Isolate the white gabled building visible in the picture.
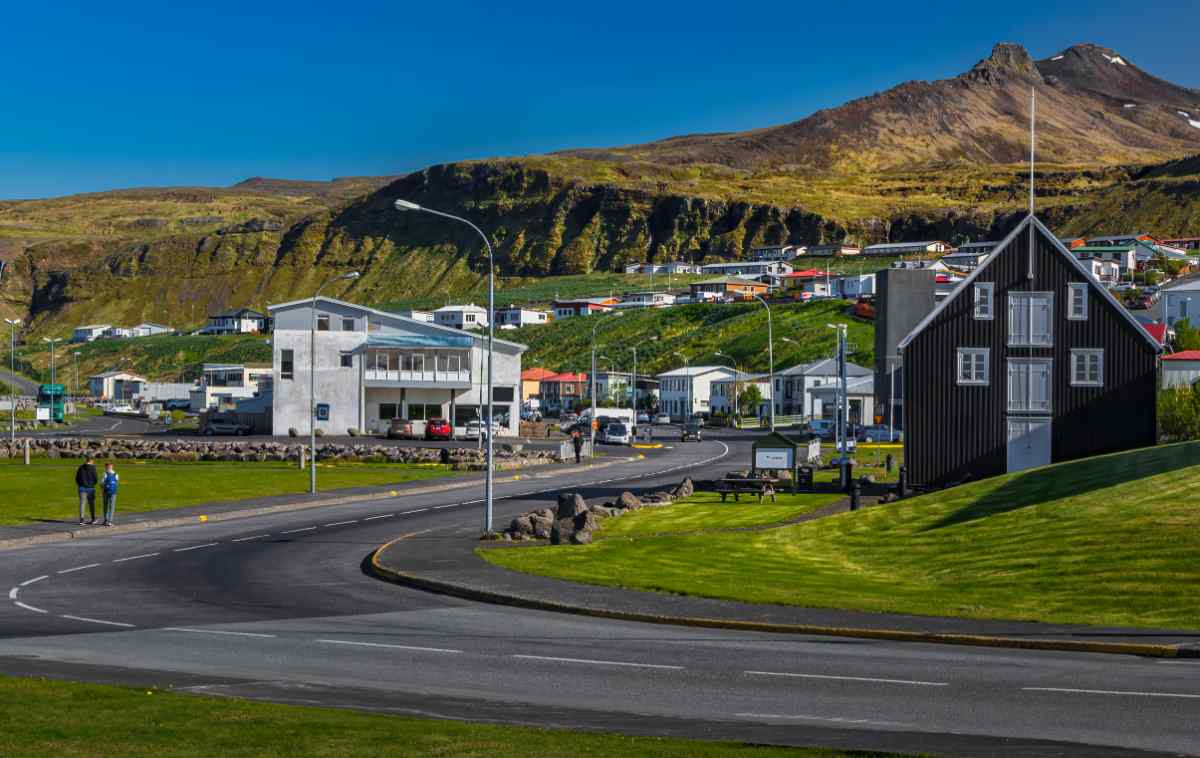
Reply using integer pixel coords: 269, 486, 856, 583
749, 245, 806, 262
496, 306, 549, 327
433, 303, 489, 330
656, 365, 736, 420
72, 324, 111, 343
268, 297, 525, 438
709, 372, 773, 418
699, 261, 793, 277
617, 291, 677, 309
863, 240, 950, 257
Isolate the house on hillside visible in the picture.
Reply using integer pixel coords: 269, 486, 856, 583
1072, 245, 1138, 275
749, 245, 806, 262
617, 291, 677, 309
699, 261, 793, 277
433, 303, 488, 330
552, 298, 618, 319
202, 308, 268, 335
131, 322, 173, 338
1160, 237, 1200, 251
689, 277, 769, 301
72, 324, 112, 343
395, 309, 434, 323
862, 240, 950, 257
898, 215, 1161, 486
496, 306, 549, 328
805, 243, 861, 257
1086, 232, 1158, 247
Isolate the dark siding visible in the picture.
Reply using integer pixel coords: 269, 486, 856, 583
903, 220, 1158, 486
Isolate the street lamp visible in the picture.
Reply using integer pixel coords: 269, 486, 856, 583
310, 271, 361, 495
395, 198, 499, 533
751, 294, 776, 431
4, 319, 19, 443
590, 311, 623, 457
41, 337, 60, 386
827, 323, 849, 488
672, 351, 690, 421
72, 351, 81, 403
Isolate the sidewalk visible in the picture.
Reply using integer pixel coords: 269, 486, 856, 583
372, 523, 1200, 658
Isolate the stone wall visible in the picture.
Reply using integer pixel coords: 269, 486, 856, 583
500, 477, 695, 544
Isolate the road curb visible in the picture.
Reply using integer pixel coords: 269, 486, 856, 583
0, 457, 638, 552
368, 534, 1199, 660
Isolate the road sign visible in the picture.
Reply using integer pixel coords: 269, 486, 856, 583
754, 448, 794, 470
316, 403, 330, 421
36, 407, 50, 421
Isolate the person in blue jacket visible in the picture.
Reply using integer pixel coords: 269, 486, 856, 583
100, 463, 119, 527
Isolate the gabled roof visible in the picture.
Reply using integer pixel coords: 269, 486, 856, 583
89, 370, 146, 380
897, 214, 1162, 353
211, 308, 265, 318
1163, 350, 1200, 361
543, 372, 588, 383
778, 357, 872, 377
656, 365, 736, 378
691, 277, 768, 286
521, 367, 556, 381
1143, 323, 1168, 345
863, 240, 946, 249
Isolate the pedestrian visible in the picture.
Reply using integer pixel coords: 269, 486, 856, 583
74, 456, 98, 525
571, 428, 583, 464
101, 462, 120, 527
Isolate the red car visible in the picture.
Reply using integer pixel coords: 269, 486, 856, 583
424, 418, 452, 440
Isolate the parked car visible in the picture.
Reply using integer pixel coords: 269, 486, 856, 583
163, 398, 191, 411
636, 411, 651, 424
386, 418, 415, 440
808, 419, 834, 439
681, 418, 703, 442
520, 408, 543, 422
858, 424, 901, 443
654, 413, 672, 425
465, 418, 502, 440
601, 422, 631, 445
202, 418, 251, 436
424, 417, 452, 440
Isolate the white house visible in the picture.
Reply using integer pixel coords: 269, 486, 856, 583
190, 363, 273, 412
395, 309, 434, 323
807, 374, 877, 426
433, 303, 489, 330
710, 372, 772, 417
664, 262, 701, 275
202, 308, 268, 335
617, 291, 677, 309
656, 365, 736, 420
863, 240, 950, 257
131, 322, 173, 337
496, 306, 549, 327
103, 327, 135, 339
1157, 276, 1200, 326
72, 324, 111, 343
1162, 351, 1200, 388
267, 297, 525, 437
88, 371, 146, 402
699, 261, 793, 277
777, 358, 873, 418
832, 274, 876, 299
749, 245, 806, 262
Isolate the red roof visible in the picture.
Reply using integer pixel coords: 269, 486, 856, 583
543, 372, 588, 382
1142, 323, 1167, 345
521, 368, 556, 381
1163, 350, 1200, 361
786, 269, 831, 278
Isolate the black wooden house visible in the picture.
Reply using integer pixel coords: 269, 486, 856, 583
898, 215, 1160, 486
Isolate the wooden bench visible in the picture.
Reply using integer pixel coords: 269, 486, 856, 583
716, 479, 777, 504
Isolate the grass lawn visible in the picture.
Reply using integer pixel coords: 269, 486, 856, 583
484, 442, 1200, 629
597, 492, 844, 539
0, 676, 889, 758
0, 459, 455, 525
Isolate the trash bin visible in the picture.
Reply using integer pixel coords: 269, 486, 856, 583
796, 465, 814, 491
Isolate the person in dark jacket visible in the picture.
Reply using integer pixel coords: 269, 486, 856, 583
571, 428, 583, 464
101, 463, 120, 527
75, 457, 98, 525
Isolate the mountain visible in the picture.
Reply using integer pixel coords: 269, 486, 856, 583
562, 43, 1200, 171
1, 42, 1198, 338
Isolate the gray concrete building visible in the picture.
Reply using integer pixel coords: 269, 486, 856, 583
267, 297, 525, 438
873, 268, 938, 430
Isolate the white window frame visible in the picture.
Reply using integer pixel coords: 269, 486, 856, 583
973, 282, 994, 320
1070, 349, 1104, 387
956, 348, 990, 386
1007, 358, 1053, 413
1067, 283, 1088, 321
1008, 291, 1054, 347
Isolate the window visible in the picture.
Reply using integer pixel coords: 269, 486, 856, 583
956, 348, 989, 385
1068, 283, 1088, 321
455, 405, 480, 426
1008, 292, 1053, 346
375, 353, 389, 371
316, 314, 330, 331
1071, 349, 1103, 387
280, 350, 294, 380
493, 386, 515, 403
1007, 359, 1052, 413
379, 403, 398, 421
339, 352, 353, 369
973, 283, 994, 320
408, 403, 442, 421
465, 313, 476, 323
342, 317, 355, 331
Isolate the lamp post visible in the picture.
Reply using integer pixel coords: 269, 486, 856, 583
42, 337, 60, 386
827, 323, 849, 488
672, 351, 690, 421
5, 319, 19, 443
589, 311, 623, 457
751, 294, 776, 431
72, 351, 80, 403
309, 271, 361, 495
394, 198, 499, 533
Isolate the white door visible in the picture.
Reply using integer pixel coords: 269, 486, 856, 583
1007, 419, 1051, 473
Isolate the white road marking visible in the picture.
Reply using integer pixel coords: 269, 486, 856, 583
324, 520, 358, 527
734, 712, 908, 727
404, 508, 430, 514
113, 553, 159, 563
61, 615, 135, 628
745, 670, 948, 687
232, 534, 271, 542
281, 527, 317, 534
1022, 686, 1200, 699
163, 627, 277, 639
317, 639, 461, 654
20, 575, 49, 586
6, 588, 16, 600
364, 514, 394, 521
512, 654, 684, 670
58, 563, 102, 574
15, 601, 47, 614
174, 542, 219, 552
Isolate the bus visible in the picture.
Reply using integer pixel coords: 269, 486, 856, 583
37, 383, 65, 423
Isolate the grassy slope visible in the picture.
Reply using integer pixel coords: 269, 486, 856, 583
510, 299, 875, 374
484, 442, 1200, 629
596, 492, 844, 538
0, 676, 880, 758
0, 460, 452, 525
17, 333, 272, 383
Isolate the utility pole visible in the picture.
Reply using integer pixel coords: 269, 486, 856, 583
5, 318, 20, 443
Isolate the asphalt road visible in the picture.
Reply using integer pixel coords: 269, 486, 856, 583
0, 368, 37, 396
1, 432, 1197, 757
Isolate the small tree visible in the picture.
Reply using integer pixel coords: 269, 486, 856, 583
1159, 384, 1200, 442
1175, 319, 1200, 352
738, 384, 763, 417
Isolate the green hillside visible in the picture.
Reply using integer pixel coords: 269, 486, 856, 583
18, 334, 271, 384
509, 299, 874, 375
486, 442, 1200, 629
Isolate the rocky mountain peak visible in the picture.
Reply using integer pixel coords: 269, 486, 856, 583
964, 42, 1040, 85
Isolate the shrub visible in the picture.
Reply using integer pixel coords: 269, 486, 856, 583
288, 427, 298, 437
347, 428, 359, 437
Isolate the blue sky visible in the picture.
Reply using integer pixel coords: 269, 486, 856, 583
2, 0, 1198, 199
